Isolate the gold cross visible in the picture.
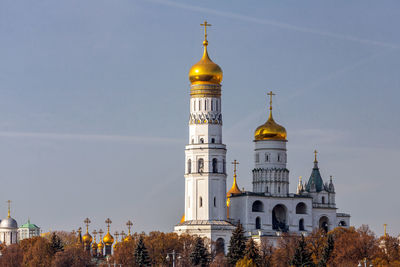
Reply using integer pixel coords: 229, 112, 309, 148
200, 20, 212, 41
105, 218, 112, 231
126, 220, 133, 235
231, 160, 239, 175
84, 218, 91, 232
314, 150, 318, 162
7, 200, 11, 218
384, 224, 387, 237
267, 91, 275, 111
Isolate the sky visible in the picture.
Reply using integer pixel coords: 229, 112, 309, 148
0, 0, 399, 237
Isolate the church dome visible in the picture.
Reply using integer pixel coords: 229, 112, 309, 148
97, 241, 104, 249
0, 217, 17, 229
254, 113, 287, 141
82, 233, 92, 244
189, 41, 222, 85
103, 232, 114, 246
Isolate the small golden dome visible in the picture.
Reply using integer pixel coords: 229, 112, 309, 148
189, 41, 223, 85
254, 92, 286, 141
103, 232, 114, 246
124, 235, 133, 242
254, 113, 287, 141
82, 233, 92, 244
91, 241, 97, 249
180, 214, 185, 224
97, 241, 104, 249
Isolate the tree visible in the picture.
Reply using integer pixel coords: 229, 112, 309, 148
190, 237, 210, 267
50, 232, 64, 254
52, 244, 93, 267
21, 237, 53, 267
259, 237, 274, 267
135, 236, 151, 267
272, 233, 299, 267
227, 222, 246, 265
112, 238, 137, 267
291, 235, 315, 267
0, 244, 23, 267
244, 238, 260, 266
318, 234, 334, 267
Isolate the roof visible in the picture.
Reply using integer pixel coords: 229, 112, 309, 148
305, 161, 325, 192
19, 220, 39, 229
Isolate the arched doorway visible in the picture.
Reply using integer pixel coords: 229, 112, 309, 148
255, 217, 261, 230
319, 216, 329, 232
272, 204, 288, 232
215, 238, 225, 255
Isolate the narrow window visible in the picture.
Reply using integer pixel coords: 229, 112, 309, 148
199, 197, 203, 207
211, 99, 213, 111
322, 196, 325, 204
216, 100, 218, 111
278, 154, 280, 162
256, 217, 261, 229
266, 186, 269, 193
199, 100, 202, 111
265, 153, 269, 162
278, 186, 281, 193
299, 219, 305, 231
211, 138, 215, 143
187, 159, 191, 174
214, 197, 216, 207
198, 158, 204, 173
204, 100, 207, 110
200, 138, 204, 144
191, 139, 194, 144
212, 158, 218, 173
255, 153, 259, 163
223, 159, 226, 174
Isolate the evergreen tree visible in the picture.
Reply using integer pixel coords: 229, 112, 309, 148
244, 238, 260, 266
227, 222, 246, 265
190, 237, 210, 267
135, 236, 151, 267
318, 234, 334, 267
291, 235, 315, 267
50, 232, 64, 254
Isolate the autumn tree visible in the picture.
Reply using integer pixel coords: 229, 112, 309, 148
112, 238, 137, 267
190, 237, 210, 267
227, 222, 246, 265
236, 256, 257, 267
135, 236, 151, 267
50, 232, 64, 254
318, 234, 334, 267
259, 237, 274, 267
0, 244, 23, 267
272, 233, 299, 267
372, 235, 400, 266
51, 244, 93, 267
21, 236, 53, 267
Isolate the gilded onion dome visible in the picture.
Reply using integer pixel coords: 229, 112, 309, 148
97, 241, 104, 250
254, 91, 287, 141
91, 240, 97, 250
227, 160, 241, 208
103, 232, 114, 246
82, 232, 92, 244
189, 21, 222, 85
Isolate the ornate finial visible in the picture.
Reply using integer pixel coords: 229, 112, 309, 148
7, 200, 11, 218
384, 224, 387, 237
299, 176, 302, 182
267, 91, 275, 111
314, 150, 318, 162
105, 218, 112, 232
330, 175, 333, 182
84, 218, 91, 233
77, 227, 82, 235
126, 220, 133, 235
114, 231, 119, 242
231, 160, 239, 177
92, 230, 97, 242
120, 230, 126, 239
200, 20, 212, 46
98, 229, 104, 239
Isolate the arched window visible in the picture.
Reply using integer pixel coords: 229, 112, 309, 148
200, 138, 204, 144
256, 217, 261, 230
272, 204, 288, 231
252, 201, 264, 212
266, 186, 269, 193
199, 197, 203, 207
198, 158, 204, 173
211, 138, 215, 143
322, 196, 325, 204
187, 159, 192, 174
214, 197, 216, 207
299, 219, 305, 231
278, 186, 281, 193
296, 202, 307, 214
212, 158, 218, 173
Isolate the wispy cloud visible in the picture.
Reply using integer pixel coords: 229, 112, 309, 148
0, 131, 183, 145
148, 0, 400, 49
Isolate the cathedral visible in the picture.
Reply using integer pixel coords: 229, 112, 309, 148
174, 21, 350, 252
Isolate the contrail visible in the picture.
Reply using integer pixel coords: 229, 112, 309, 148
148, 0, 399, 49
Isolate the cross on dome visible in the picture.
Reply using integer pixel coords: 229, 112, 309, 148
314, 150, 318, 162
200, 20, 212, 43
7, 200, 11, 218
267, 91, 275, 111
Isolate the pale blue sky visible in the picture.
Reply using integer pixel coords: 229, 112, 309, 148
0, 0, 399, 236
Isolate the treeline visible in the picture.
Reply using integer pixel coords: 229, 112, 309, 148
0, 224, 399, 267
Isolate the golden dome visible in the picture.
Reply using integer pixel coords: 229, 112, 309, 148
180, 214, 185, 224
103, 232, 114, 246
189, 42, 223, 85
82, 233, 92, 244
124, 235, 133, 242
227, 160, 241, 209
97, 241, 104, 249
91, 241, 97, 249
254, 91, 286, 141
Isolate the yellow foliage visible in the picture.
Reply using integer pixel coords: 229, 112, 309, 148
236, 256, 257, 267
